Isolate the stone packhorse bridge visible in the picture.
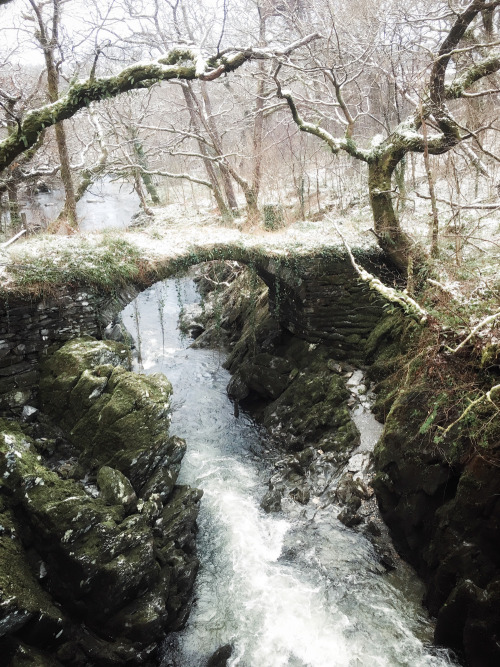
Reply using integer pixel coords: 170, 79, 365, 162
0, 224, 390, 412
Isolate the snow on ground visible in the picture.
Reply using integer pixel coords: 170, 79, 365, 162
0, 203, 381, 292
125, 202, 380, 262
1, 193, 499, 321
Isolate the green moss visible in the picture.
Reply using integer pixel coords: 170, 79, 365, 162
0, 509, 64, 633
40, 339, 131, 427
7, 237, 143, 294
40, 339, 175, 488
481, 343, 500, 369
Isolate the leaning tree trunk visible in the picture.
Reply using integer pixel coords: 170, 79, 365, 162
30, 0, 78, 229
368, 160, 419, 275
6, 181, 21, 230
199, 82, 239, 212
131, 133, 160, 204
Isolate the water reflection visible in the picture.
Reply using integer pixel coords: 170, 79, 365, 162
1, 176, 139, 232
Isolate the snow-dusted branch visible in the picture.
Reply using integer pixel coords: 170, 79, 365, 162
273, 66, 370, 162
332, 220, 429, 324
0, 34, 321, 175
438, 384, 500, 438
415, 191, 500, 210
446, 311, 500, 354
111, 164, 213, 189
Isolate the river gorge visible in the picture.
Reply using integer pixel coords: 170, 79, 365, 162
0, 246, 498, 667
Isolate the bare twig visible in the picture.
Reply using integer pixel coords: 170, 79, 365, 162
446, 311, 500, 354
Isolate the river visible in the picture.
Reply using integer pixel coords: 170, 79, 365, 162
1, 177, 139, 233
121, 278, 458, 667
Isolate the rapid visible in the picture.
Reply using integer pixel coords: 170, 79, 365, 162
121, 278, 457, 667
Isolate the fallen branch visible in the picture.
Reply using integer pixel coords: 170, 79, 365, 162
438, 384, 500, 438
1, 229, 26, 248
332, 220, 428, 324
427, 278, 464, 303
415, 191, 500, 210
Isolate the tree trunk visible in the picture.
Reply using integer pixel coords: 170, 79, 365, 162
131, 132, 160, 204
181, 85, 232, 218
422, 118, 440, 258
6, 181, 21, 230
251, 10, 267, 208
368, 160, 418, 274
54, 121, 78, 227
133, 171, 153, 216
31, 0, 78, 229
199, 82, 239, 212
244, 187, 260, 221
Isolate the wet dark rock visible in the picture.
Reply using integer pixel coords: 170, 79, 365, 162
365, 519, 382, 537
337, 507, 363, 527
261, 488, 283, 513
290, 484, 310, 505
336, 472, 370, 505
228, 353, 293, 402
226, 373, 249, 402
97, 465, 137, 513
262, 369, 359, 452
206, 644, 233, 667
21, 405, 38, 423
179, 303, 205, 340
373, 380, 500, 664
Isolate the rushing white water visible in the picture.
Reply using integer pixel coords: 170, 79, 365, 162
121, 279, 458, 667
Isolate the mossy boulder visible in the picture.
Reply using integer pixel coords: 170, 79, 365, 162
97, 466, 137, 513
373, 384, 500, 666
39, 338, 131, 427
40, 339, 176, 491
1, 339, 203, 663
227, 353, 294, 401
0, 417, 202, 662
263, 370, 359, 452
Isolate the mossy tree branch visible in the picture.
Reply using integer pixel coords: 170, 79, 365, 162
275, 3, 500, 273
0, 35, 320, 176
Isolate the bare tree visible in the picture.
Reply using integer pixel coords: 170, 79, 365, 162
274, 0, 500, 272
0, 2, 320, 208
27, 0, 79, 228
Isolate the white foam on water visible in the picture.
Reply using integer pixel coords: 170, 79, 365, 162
122, 279, 458, 667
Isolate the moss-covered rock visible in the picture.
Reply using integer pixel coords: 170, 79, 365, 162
1, 339, 203, 664
227, 353, 294, 401
97, 466, 137, 513
263, 370, 359, 452
40, 339, 175, 491
372, 364, 500, 665
39, 339, 131, 427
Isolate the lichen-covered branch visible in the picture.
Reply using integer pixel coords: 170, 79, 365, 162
0, 34, 320, 175
446, 51, 500, 99
273, 67, 370, 163
438, 384, 500, 438
112, 164, 213, 189
446, 311, 500, 354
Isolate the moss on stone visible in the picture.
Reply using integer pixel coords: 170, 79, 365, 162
0, 508, 64, 639
39, 339, 131, 427
97, 466, 137, 513
40, 339, 174, 488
